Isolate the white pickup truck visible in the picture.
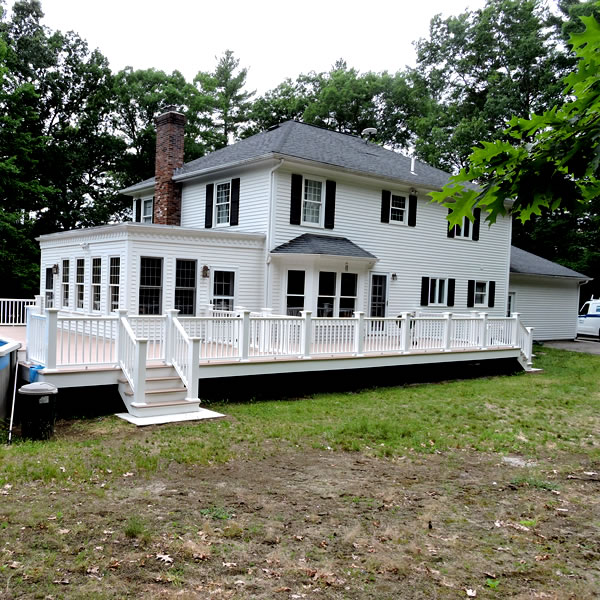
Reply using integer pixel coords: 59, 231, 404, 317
577, 298, 600, 339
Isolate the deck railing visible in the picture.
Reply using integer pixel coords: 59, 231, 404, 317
117, 313, 147, 405
23, 308, 534, 378
1, 298, 37, 325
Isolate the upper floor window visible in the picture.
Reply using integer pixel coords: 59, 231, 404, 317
215, 182, 231, 226
205, 179, 240, 228
390, 194, 406, 224
448, 208, 481, 241
302, 178, 324, 226
141, 198, 153, 223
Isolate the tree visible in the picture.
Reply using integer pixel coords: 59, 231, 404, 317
412, 0, 568, 172
194, 50, 254, 148
429, 10, 600, 227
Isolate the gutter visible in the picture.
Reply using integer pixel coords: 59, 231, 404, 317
172, 154, 276, 182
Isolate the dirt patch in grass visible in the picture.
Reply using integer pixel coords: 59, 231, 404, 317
1, 441, 598, 599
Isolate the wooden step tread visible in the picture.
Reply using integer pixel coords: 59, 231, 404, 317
123, 387, 186, 397
131, 399, 200, 408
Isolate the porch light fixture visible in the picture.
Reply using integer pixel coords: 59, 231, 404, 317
51, 264, 59, 275
344, 262, 349, 272
391, 273, 397, 281
202, 265, 210, 278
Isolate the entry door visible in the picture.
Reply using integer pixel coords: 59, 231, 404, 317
370, 273, 388, 319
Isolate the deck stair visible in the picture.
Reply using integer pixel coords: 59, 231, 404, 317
118, 364, 201, 418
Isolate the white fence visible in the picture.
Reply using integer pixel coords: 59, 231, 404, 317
21, 308, 534, 380
0, 298, 37, 325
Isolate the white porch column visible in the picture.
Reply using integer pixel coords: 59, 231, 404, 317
45, 308, 59, 369
239, 309, 251, 361
353, 311, 365, 356
114, 309, 128, 366
443, 312, 452, 351
526, 326, 534, 366
187, 337, 201, 400
300, 310, 312, 359
34, 295, 42, 310
479, 312, 488, 349
165, 309, 179, 365
511, 312, 521, 347
401, 312, 411, 353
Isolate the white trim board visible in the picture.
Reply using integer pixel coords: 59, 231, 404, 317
116, 408, 225, 427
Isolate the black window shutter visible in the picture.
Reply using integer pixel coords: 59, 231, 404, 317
135, 199, 141, 222
420, 277, 430, 306
230, 178, 240, 226
488, 281, 496, 308
381, 190, 390, 223
467, 279, 475, 308
447, 278, 455, 307
447, 208, 455, 238
290, 174, 302, 225
472, 208, 481, 241
324, 180, 336, 229
205, 184, 214, 229
408, 194, 417, 227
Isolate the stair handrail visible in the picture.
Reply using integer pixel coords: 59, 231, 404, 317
118, 315, 147, 405
170, 314, 200, 401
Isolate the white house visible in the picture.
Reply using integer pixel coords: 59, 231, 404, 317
39, 111, 512, 321
24, 110, 543, 423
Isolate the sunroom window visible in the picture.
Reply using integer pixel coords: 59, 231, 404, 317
286, 270, 305, 316
139, 257, 162, 315
212, 270, 235, 311
175, 259, 196, 315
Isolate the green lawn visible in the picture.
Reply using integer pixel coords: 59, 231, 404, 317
1, 347, 598, 485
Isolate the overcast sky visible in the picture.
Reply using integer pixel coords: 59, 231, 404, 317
6, 0, 487, 94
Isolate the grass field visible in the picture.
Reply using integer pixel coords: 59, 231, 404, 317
0, 347, 599, 598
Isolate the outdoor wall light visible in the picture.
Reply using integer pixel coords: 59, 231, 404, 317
391, 273, 398, 281
202, 265, 210, 278
51, 264, 59, 275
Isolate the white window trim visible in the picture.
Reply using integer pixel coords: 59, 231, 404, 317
301, 176, 325, 228
138, 256, 163, 315
454, 216, 473, 240
61, 258, 70, 310
210, 268, 237, 311
174, 258, 197, 316
91, 257, 102, 313
76, 258, 85, 312
108, 256, 121, 313
389, 193, 408, 226
214, 180, 232, 228
141, 197, 153, 223
474, 280, 489, 307
429, 277, 448, 306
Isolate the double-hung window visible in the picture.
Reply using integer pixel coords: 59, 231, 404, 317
141, 198, 153, 223
109, 257, 120, 312
215, 182, 231, 226
91, 258, 101, 311
429, 278, 448, 306
339, 273, 358, 317
76, 258, 85, 309
62, 259, 70, 308
212, 270, 235, 311
317, 272, 336, 317
139, 257, 162, 314
454, 216, 472, 239
390, 194, 407, 224
286, 270, 305, 316
302, 178, 324, 226
474, 280, 488, 306
175, 259, 196, 315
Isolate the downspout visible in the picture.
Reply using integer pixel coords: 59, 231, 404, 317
264, 159, 285, 310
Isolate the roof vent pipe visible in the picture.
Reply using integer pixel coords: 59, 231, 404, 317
410, 156, 416, 175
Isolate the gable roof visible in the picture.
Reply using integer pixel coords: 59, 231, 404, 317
271, 233, 377, 260
510, 246, 589, 279
123, 121, 464, 194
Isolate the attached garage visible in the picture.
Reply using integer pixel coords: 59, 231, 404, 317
509, 246, 591, 341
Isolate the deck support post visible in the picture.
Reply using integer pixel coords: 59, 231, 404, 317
45, 308, 59, 370
511, 313, 521, 347
239, 310, 251, 361
133, 338, 148, 405
300, 311, 312, 359
353, 312, 365, 356
187, 337, 201, 400
401, 312, 411, 353
114, 309, 128, 366
443, 312, 452, 351
479, 312, 488, 349
165, 309, 179, 365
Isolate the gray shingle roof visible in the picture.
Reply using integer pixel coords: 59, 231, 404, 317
510, 246, 589, 279
271, 233, 377, 259
174, 121, 460, 189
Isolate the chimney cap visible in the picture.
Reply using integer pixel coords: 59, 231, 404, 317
160, 104, 182, 115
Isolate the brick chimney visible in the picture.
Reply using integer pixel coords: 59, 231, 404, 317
153, 107, 186, 225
